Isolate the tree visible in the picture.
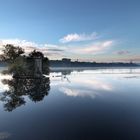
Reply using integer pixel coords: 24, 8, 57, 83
0, 44, 24, 63
1, 45, 50, 76
29, 50, 44, 58
0, 44, 25, 75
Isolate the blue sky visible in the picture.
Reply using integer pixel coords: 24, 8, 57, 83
0, 0, 140, 62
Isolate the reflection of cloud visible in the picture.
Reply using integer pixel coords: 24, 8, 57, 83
124, 76, 140, 79
0, 132, 11, 140
0, 74, 12, 93
0, 74, 12, 80
59, 32, 98, 43
71, 76, 113, 91
60, 87, 98, 98
57, 74, 113, 99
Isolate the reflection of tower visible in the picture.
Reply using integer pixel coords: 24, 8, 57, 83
129, 68, 132, 74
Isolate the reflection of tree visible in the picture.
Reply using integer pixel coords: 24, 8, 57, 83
1, 77, 50, 112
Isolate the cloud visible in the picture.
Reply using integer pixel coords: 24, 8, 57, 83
69, 40, 114, 54
59, 32, 98, 43
0, 38, 114, 60
0, 39, 65, 58
0, 39, 38, 48
47, 48, 64, 52
116, 50, 130, 55
0, 39, 38, 54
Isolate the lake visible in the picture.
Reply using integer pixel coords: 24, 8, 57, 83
0, 67, 140, 140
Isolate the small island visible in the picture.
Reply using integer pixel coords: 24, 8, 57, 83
0, 44, 50, 78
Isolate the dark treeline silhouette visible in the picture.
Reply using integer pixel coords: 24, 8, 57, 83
50, 58, 138, 67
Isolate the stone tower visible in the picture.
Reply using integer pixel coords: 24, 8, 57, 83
34, 56, 42, 77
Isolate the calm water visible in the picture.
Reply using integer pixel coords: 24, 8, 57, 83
0, 68, 140, 140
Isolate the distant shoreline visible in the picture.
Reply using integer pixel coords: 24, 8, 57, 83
50, 66, 140, 71
0, 62, 140, 71
0, 65, 139, 69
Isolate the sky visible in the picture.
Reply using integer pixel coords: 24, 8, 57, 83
0, 0, 140, 62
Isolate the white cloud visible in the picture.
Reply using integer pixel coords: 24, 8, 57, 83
0, 39, 38, 55
59, 32, 98, 43
0, 39, 65, 58
69, 40, 114, 54
0, 39, 38, 48
0, 38, 114, 60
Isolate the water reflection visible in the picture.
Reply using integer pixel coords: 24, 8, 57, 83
0, 68, 140, 139
50, 70, 113, 99
51, 68, 140, 99
59, 77, 113, 99
0, 77, 50, 111
0, 68, 140, 111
